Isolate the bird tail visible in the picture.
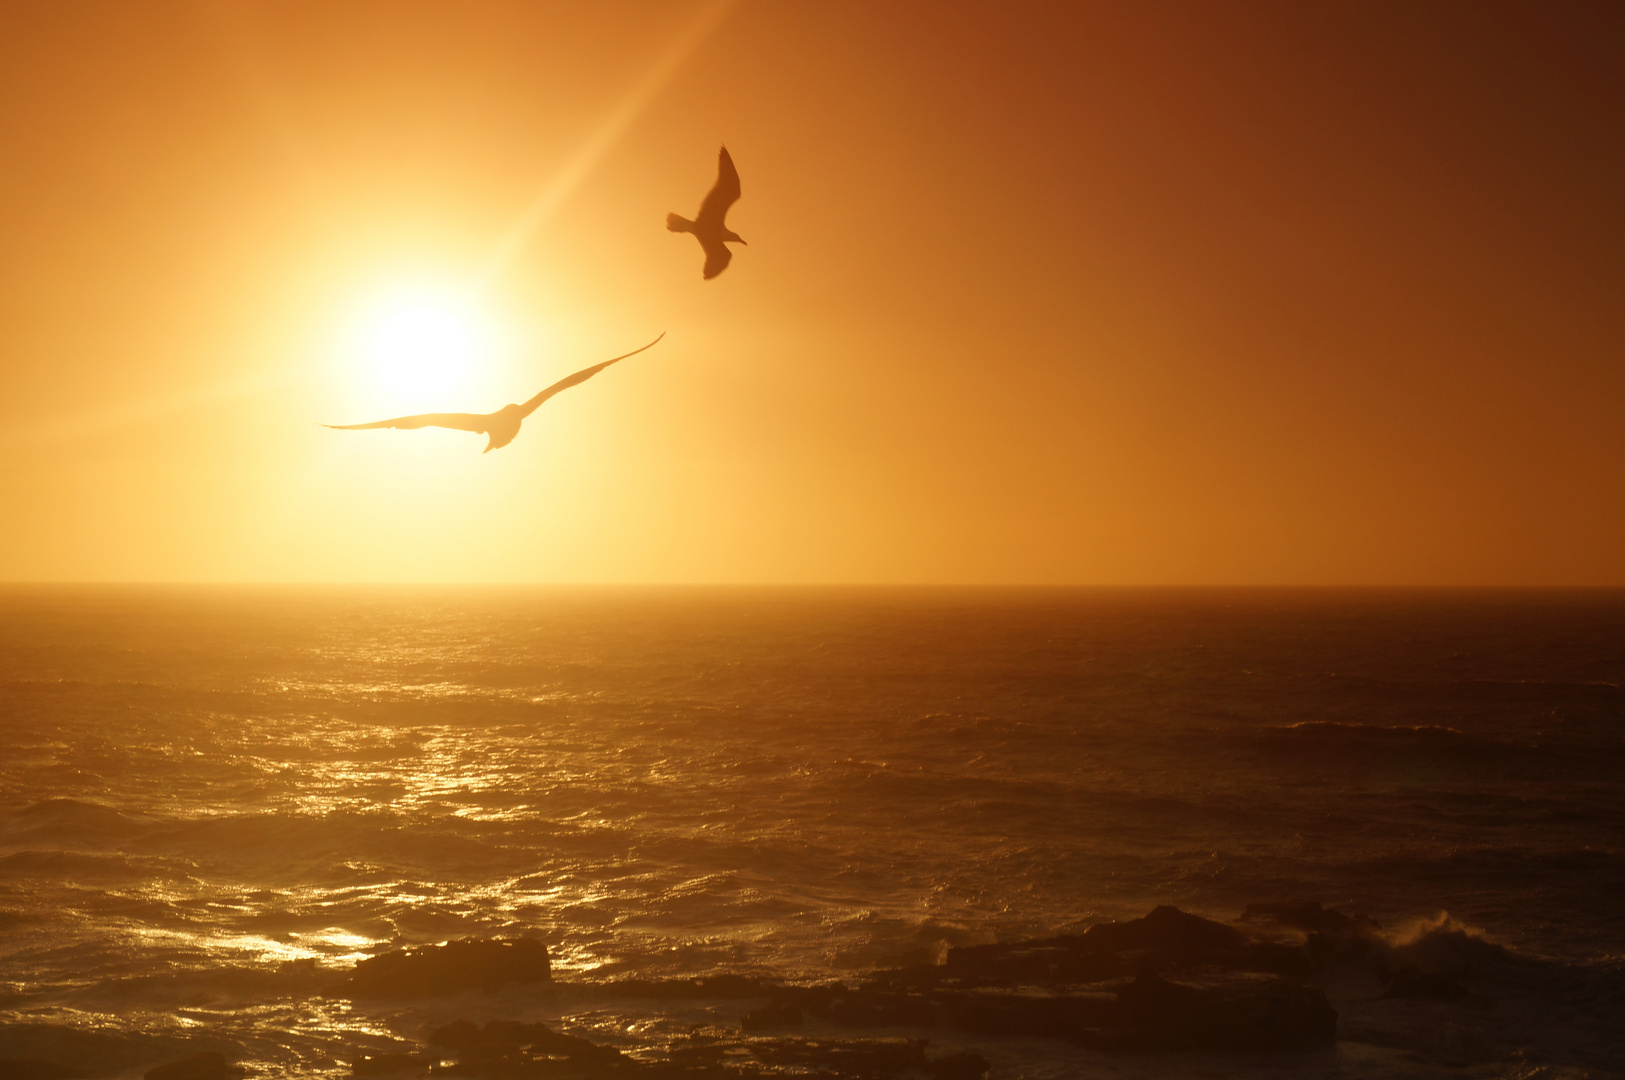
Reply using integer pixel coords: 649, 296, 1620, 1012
666, 213, 695, 234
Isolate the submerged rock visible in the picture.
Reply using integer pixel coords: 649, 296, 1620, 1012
336, 937, 551, 998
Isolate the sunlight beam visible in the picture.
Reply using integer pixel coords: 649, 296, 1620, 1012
478, 0, 743, 283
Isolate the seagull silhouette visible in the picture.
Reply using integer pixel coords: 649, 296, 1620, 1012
323, 333, 664, 453
667, 146, 745, 279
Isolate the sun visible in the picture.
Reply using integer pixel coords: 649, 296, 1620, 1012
343, 283, 499, 406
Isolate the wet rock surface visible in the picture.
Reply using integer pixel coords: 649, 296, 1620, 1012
13, 902, 1604, 1079
336, 905, 1357, 1077
336, 938, 552, 999
731, 904, 1338, 1052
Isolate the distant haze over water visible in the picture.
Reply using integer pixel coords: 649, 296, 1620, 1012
0, 586, 1621, 1076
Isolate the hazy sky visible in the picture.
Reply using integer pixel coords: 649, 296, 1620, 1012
1, 1, 1620, 584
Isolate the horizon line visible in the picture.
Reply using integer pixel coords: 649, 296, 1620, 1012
0, 580, 1621, 591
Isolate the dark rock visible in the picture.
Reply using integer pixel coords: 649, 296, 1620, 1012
143, 1052, 229, 1080
773, 985, 935, 1027
1381, 970, 1470, 1001
942, 990, 1116, 1040
426, 1021, 480, 1055
1241, 901, 1362, 935
1104, 973, 1336, 1052
1241, 901, 1388, 971
1234, 940, 1315, 978
426, 1019, 629, 1075
942, 937, 1123, 986
475, 1020, 538, 1049
924, 1050, 990, 1080
827, 990, 935, 1028
338, 937, 551, 998
0, 1059, 84, 1080
1080, 905, 1247, 956
938, 906, 1281, 988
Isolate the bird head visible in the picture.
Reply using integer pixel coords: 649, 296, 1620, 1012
724, 229, 747, 245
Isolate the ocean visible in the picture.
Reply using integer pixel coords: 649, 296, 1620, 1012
1, 586, 1621, 1079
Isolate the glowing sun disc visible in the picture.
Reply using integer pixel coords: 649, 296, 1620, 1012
350, 286, 496, 402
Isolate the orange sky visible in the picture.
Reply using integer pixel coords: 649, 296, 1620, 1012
0, 1, 1620, 585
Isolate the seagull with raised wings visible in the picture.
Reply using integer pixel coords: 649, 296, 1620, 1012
323, 333, 664, 453
667, 146, 745, 279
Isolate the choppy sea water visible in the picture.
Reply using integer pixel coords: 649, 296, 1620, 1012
0, 586, 1621, 1078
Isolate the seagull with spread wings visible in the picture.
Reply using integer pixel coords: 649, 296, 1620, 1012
323, 333, 664, 453
667, 146, 745, 280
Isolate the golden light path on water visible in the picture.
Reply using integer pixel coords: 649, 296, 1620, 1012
158, 689, 680, 978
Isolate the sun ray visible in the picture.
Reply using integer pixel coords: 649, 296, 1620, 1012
478, 0, 743, 284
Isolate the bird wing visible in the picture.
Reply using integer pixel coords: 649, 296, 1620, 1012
695, 146, 741, 227
324, 412, 490, 433
515, 332, 667, 418
700, 238, 733, 280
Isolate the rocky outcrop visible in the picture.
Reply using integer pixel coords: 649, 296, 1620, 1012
335, 938, 551, 998
728, 905, 1338, 1053
887, 904, 1313, 990
333, 903, 1409, 1075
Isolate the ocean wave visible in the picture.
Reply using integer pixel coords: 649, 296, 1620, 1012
2, 799, 152, 846
1253, 721, 1525, 763
0, 850, 157, 883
